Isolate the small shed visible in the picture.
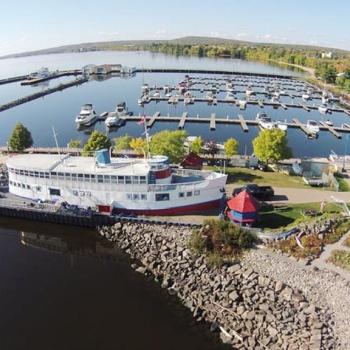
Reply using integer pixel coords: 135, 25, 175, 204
226, 190, 260, 225
181, 152, 203, 170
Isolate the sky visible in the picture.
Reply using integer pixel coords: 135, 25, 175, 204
0, 0, 349, 56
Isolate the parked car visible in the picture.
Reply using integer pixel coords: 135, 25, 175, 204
232, 183, 274, 200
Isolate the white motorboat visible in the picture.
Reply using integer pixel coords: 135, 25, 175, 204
302, 93, 310, 100
152, 91, 161, 98
239, 99, 247, 110
75, 104, 96, 125
321, 96, 329, 105
225, 92, 235, 100
105, 102, 128, 128
226, 82, 234, 92
325, 119, 333, 126
306, 120, 320, 135
141, 84, 149, 93
318, 105, 328, 114
246, 86, 254, 96
275, 121, 288, 131
256, 112, 274, 130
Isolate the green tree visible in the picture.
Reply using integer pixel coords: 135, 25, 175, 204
149, 130, 187, 163
190, 136, 203, 154
253, 129, 292, 164
114, 134, 132, 153
130, 137, 146, 156
8, 123, 33, 152
315, 63, 337, 83
67, 139, 81, 148
83, 131, 111, 156
224, 138, 239, 157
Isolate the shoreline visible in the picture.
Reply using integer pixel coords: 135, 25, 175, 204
99, 220, 338, 349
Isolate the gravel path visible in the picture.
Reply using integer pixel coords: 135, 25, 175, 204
242, 248, 350, 350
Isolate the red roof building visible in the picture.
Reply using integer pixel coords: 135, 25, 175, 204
181, 152, 203, 170
226, 190, 260, 224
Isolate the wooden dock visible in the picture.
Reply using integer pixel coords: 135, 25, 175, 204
343, 123, 350, 130
280, 103, 288, 110
292, 118, 315, 137
210, 113, 216, 130
147, 111, 160, 128
178, 112, 188, 129
300, 103, 311, 112
319, 121, 342, 139
20, 70, 82, 86
0, 75, 29, 85
238, 114, 249, 132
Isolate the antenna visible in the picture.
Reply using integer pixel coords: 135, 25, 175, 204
52, 126, 60, 156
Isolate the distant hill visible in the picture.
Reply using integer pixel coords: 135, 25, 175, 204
1, 36, 349, 59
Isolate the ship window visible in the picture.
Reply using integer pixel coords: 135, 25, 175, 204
126, 193, 132, 200
65, 173, 71, 179
133, 194, 139, 200
104, 175, 111, 182
23, 170, 28, 176
19, 170, 24, 175
78, 174, 83, 179
58, 172, 64, 180
71, 173, 77, 181
39, 172, 44, 178
44, 172, 49, 178
29, 171, 34, 176
140, 176, 146, 184
186, 191, 192, 197
132, 176, 139, 184
49, 188, 61, 196
194, 190, 200, 196
97, 175, 103, 183
141, 194, 147, 200
125, 176, 131, 184
156, 193, 169, 201
51, 171, 57, 177
111, 175, 117, 183
179, 192, 185, 198
118, 176, 125, 184
21, 183, 25, 188
26, 184, 30, 189
34, 171, 39, 177
90, 174, 95, 182
84, 174, 90, 182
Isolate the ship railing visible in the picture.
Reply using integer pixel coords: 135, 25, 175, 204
172, 168, 214, 178
0, 198, 58, 212
148, 180, 209, 192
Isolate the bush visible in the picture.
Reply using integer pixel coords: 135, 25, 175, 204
206, 252, 224, 268
328, 250, 350, 271
188, 229, 206, 256
201, 219, 257, 256
324, 219, 350, 245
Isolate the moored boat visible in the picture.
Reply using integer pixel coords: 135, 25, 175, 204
75, 104, 97, 126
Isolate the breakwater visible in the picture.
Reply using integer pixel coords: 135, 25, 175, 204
99, 221, 336, 349
0, 77, 88, 112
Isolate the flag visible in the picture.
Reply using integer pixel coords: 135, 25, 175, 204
138, 115, 146, 125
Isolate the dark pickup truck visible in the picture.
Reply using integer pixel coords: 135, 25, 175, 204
232, 184, 274, 201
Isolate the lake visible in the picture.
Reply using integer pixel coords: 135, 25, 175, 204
0, 51, 349, 157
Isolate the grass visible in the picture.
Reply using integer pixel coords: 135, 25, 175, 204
344, 235, 350, 248
258, 202, 344, 231
205, 166, 309, 189
328, 250, 350, 271
323, 220, 350, 244
335, 175, 350, 192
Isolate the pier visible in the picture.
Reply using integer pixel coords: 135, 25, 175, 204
178, 112, 188, 129
319, 121, 342, 139
0, 78, 88, 112
210, 113, 216, 130
238, 114, 249, 132
147, 111, 161, 128
0, 75, 29, 85
292, 118, 315, 138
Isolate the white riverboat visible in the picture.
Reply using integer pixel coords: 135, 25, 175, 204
6, 151, 227, 216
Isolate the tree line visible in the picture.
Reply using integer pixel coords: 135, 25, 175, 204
8, 123, 291, 165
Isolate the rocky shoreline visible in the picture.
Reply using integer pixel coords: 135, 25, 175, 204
99, 221, 337, 349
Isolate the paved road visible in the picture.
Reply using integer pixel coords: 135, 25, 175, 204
226, 184, 350, 204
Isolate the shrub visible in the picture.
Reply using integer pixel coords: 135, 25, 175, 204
206, 252, 224, 268
188, 229, 206, 256
328, 250, 350, 271
324, 219, 350, 245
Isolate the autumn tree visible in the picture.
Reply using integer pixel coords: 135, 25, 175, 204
224, 138, 239, 157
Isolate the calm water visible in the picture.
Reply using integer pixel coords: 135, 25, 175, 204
0, 218, 231, 350
0, 51, 348, 157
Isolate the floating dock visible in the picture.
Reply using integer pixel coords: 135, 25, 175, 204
178, 112, 188, 129
292, 118, 315, 138
319, 121, 342, 139
210, 113, 216, 130
20, 70, 82, 86
147, 111, 160, 128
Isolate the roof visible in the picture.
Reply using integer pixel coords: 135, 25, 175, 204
227, 190, 260, 213
6, 154, 151, 176
181, 152, 203, 169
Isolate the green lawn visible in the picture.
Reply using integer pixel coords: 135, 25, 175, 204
258, 202, 345, 231
205, 166, 309, 188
